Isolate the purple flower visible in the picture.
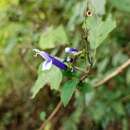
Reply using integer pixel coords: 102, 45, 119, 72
65, 47, 78, 54
33, 49, 67, 71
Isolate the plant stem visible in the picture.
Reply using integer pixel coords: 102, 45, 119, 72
94, 59, 130, 88
38, 101, 62, 130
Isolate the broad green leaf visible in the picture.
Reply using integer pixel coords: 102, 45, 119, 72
110, 0, 130, 13
31, 66, 62, 98
39, 25, 68, 49
61, 80, 78, 106
83, 14, 116, 49
90, 0, 106, 15
67, 1, 87, 31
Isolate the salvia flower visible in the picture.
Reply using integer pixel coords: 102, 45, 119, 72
65, 47, 78, 54
33, 49, 67, 71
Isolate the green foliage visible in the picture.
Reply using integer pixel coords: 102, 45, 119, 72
62, 95, 84, 130
31, 66, 62, 98
83, 14, 116, 49
112, 102, 125, 116
39, 25, 68, 49
39, 111, 46, 121
67, 1, 87, 31
126, 68, 130, 85
110, 0, 130, 13
0, 0, 130, 129
61, 80, 78, 106
0, 0, 19, 11
90, 0, 106, 15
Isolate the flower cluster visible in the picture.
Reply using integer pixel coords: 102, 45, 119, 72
33, 47, 79, 71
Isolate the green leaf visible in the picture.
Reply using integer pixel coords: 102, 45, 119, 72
83, 14, 116, 49
31, 66, 62, 98
90, 0, 106, 15
79, 82, 93, 94
112, 102, 125, 116
39, 25, 68, 49
67, 1, 87, 31
110, 0, 130, 13
90, 102, 106, 122
61, 80, 78, 106
39, 111, 46, 121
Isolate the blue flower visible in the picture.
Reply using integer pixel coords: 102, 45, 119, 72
33, 49, 67, 71
65, 47, 78, 54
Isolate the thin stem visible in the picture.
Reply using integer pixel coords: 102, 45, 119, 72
94, 59, 130, 88
79, 65, 91, 82
121, 94, 130, 102
73, 50, 84, 56
38, 101, 62, 130
74, 66, 86, 73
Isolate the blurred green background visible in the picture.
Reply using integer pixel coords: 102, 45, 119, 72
0, 0, 130, 130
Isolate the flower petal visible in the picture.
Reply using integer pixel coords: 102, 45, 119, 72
39, 51, 51, 61
49, 56, 67, 70
33, 49, 51, 61
33, 48, 67, 70
65, 47, 78, 54
42, 60, 52, 70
